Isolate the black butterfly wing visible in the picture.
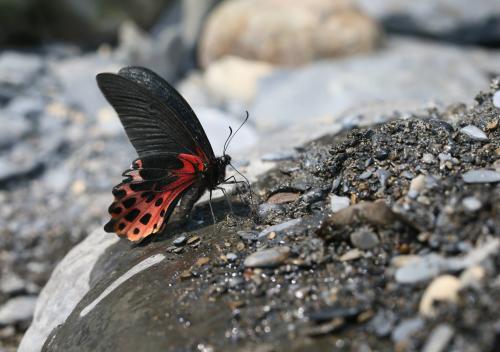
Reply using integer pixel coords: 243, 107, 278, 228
117, 66, 215, 160
96, 68, 215, 164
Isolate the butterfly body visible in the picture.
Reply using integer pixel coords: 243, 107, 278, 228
97, 66, 231, 242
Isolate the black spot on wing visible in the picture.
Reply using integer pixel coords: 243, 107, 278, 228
123, 198, 136, 208
125, 209, 140, 222
140, 213, 152, 225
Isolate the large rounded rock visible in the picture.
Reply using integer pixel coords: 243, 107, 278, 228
199, 0, 381, 67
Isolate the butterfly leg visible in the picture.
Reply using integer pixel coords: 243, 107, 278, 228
217, 187, 234, 214
176, 182, 205, 227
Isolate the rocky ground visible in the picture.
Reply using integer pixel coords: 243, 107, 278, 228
19, 84, 499, 352
1, 0, 500, 351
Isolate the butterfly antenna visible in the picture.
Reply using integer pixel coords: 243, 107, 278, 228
223, 126, 233, 156
224, 111, 249, 154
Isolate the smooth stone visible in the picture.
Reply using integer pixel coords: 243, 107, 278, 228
369, 310, 396, 337
462, 169, 500, 183
226, 253, 238, 262
350, 228, 380, 250
0, 111, 32, 148
391, 317, 424, 343
0, 296, 37, 325
419, 275, 461, 317
330, 195, 350, 213
422, 324, 455, 352
462, 196, 482, 211
493, 90, 500, 108
18, 229, 119, 352
267, 192, 300, 204
258, 218, 302, 238
173, 235, 187, 246
408, 174, 426, 198
0, 271, 26, 294
257, 203, 284, 221
459, 265, 485, 287
460, 125, 488, 141
395, 238, 499, 283
339, 248, 362, 262
243, 246, 290, 268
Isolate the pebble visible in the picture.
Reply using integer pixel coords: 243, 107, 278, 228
330, 195, 350, 213
422, 324, 455, 352
408, 174, 426, 198
267, 192, 300, 204
243, 246, 290, 268
419, 275, 461, 317
375, 168, 391, 187
258, 218, 301, 238
492, 90, 500, 108
391, 317, 424, 343
173, 235, 187, 246
369, 310, 396, 337
195, 257, 210, 267
459, 265, 485, 287
0, 272, 26, 294
300, 188, 324, 204
339, 248, 362, 261
422, 153, 435, 164
187, 236, 201, 246
0, 296, 37, 325
226, 253, 238, 262
461, 196, 482, 212
462, 169, 500, 183
350, 228, 380, 250
358, 170, 372, 180
459, 125, 488, 141
237, 230, 259, 243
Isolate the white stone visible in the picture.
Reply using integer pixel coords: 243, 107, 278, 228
330, 195, 350, 213
460, 125, 488, 141
462, 196, 482, 211
493, 90, 500, 108
19, 229, 119, 352
0, 296, 37, 325
419, 275, 461, 317
422, 324, 455, 352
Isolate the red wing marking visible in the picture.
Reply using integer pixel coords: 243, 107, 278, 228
104, 153, 206, 242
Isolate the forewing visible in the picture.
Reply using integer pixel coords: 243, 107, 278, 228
118, 66, 215, 160
97, 73, 199, 159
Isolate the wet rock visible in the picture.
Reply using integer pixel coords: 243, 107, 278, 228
422, 324, 455, 352
237, 230, 259, 243
308, 306, 360, 323
419, 275, 461, 317
391, 317, 424, 343
243, 246, 290, 268
0, 296, 37, 325
199, 0, 381, 67
460, 125, 488, 141
350, 227, 380, 250
330, 195, 350, 213
462, 169, 500, 183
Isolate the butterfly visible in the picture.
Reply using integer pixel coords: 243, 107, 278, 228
96, 66, 243, 242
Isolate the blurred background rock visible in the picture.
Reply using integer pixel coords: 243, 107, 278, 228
0, 0, 499, 351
